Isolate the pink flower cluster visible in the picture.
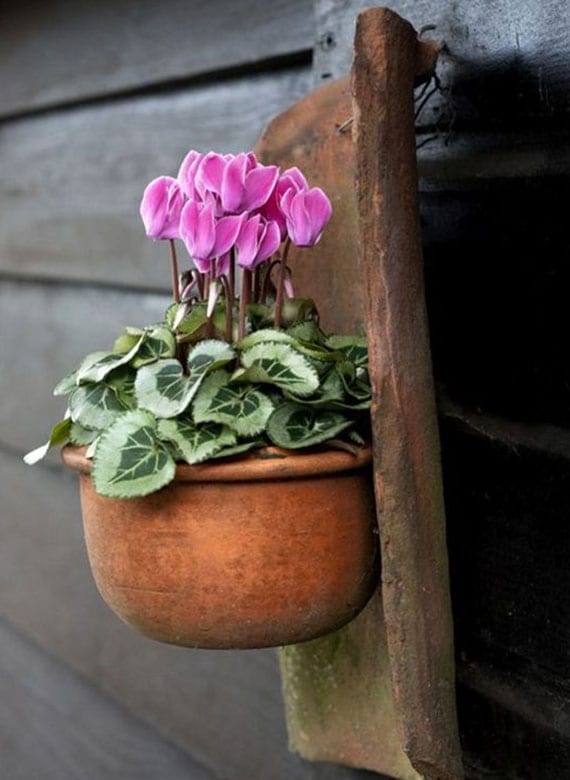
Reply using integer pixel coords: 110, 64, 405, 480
139, 150, 332, 274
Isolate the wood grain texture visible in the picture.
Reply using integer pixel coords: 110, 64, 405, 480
0, 0, 313, 118
352, 9, 461, 779
256, 75, 419, 778
315, 0, 570, 128
0, 279, 169, 455
0, 618, 214, 780
0, 67, 310, 289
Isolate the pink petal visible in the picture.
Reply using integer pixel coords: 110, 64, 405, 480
216, 252, 232, 276
287, 191, 313, 246
221, 153, 248, 212
196, 152, 229, 198
213, 213, 245, 257
180, 200, 216, 260
235, 215, 261, 269
243, 165, 279, 211
304, 187, 332, 242
255, 220, 281, 265
193, 256, 212, 274
282, 167, 308, 192
177, 150, 203, 198
279, 187, 295, 220
140, 176, 172, 238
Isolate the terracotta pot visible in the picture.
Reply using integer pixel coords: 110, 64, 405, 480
62, 445, 379, 649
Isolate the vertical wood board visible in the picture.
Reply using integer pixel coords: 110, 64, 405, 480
352, 8, 462, 779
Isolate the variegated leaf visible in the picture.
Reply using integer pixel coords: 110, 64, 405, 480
193, 371, 274, 437
157, 416, 236, 464
237, 343, 319, 397
266, 402, 353, 449
92, 410, 176, 498
69, 382, 132, 430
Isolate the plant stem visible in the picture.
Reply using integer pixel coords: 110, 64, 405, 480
229, 249, 236, 302
238, 268, 251, 341
252, 267, 260, 304
274, 238, 291, 329
220, 275, 233, 343
169, 240, 180, 303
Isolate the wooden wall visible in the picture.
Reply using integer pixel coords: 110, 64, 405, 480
1, 1, 569, 778
315, 1, 570, 778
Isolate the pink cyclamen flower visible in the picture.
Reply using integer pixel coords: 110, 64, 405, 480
280, 187, 332, 247
260, 166, 309, 238
196, 151, 279, 215
235, 214, 281, 270
177, 150, 204, 200
140, 176, 185, 240
179, 198, 244, 273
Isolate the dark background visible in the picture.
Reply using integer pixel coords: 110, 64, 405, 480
1, 1, 569, 778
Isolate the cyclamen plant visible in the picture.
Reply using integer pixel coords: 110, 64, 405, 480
25, 150, 372, 498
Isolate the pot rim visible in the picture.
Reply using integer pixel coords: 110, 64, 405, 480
62, 443, 372, 483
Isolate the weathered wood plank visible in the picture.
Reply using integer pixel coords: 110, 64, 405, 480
0, 67, 311, 289
422, 174, 570, 428
257, 75, 419, 780
0, 279, 169, 455
1, 0, 313, 118
353, 8, 461, 778
315, 0, 570, 127
457, 662, 570, 780
0, 618, 214, 780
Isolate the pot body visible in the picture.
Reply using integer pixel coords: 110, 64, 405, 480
63, 446, 378, 649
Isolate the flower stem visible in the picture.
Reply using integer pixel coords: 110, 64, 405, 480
238, 269, 251, 342
274, 238, 291, 329
169, 240, 180, 303
220, 275, 233, 343
229, 249, 236, 302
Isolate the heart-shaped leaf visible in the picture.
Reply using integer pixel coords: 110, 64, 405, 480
131, 325, 176, 368
193, 371, 274, 437
326, 335, 369, 367
69, 382, 133, 430
135, 341, 235, 418
77, 334, 145, 383
157, 416, 236, 464
92, 410, 176, 498
266, 402, 353, 449
237, 342, 319, 397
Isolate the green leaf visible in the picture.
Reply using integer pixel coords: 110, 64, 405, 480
92, 410, 176, 498
135, 342, 234, 418
239, 329, 297, 350
135, 359, 200, 418
24, 417, 71, 464
187, 339, 235, 374
131, 325, 176, 368
113, 330, 143, 355
209, 440, 266, 460
69, 422, 98, 446
193, 371, 274, 437
69, 382, 132, 429
237, 342, 319, 397
266, 402, 353, 449
326, 335, 369, 367
53, 371, 79, 397
287, 321, 328, 345
77, 336, 145, 383
157, 416, 236, 464
285, 368, 346, 408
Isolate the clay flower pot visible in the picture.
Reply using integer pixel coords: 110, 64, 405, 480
62, 444, 379, 649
